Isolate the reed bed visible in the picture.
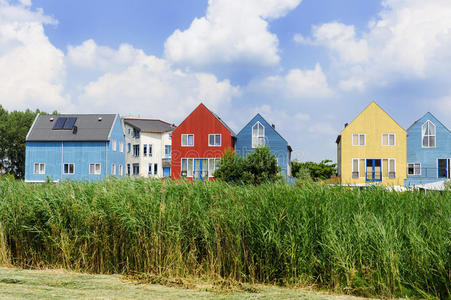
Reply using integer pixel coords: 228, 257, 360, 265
0, 178, 449, 298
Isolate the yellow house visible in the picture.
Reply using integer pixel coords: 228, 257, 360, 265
336, 102, 406, 186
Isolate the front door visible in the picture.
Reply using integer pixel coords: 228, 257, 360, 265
193, 159, 208, 180
438, 159, 450, 178
366, 159, 382, 182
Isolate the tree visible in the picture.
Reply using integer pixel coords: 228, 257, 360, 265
214, 146, 280, 185
0, 106, 43, 179
291, 160, 336, 181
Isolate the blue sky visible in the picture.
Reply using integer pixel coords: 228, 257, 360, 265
1, 0, 450, 162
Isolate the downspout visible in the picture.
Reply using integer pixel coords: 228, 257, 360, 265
106, 142, 108, 179
61, 141, 64, 182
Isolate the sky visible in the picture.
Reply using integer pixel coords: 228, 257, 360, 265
1, 0, 451, 162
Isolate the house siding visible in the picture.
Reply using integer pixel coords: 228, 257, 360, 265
235, 114, 291, 179
405, 113, 451, 186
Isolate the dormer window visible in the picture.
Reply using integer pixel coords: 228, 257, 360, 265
252, 122, 265, 148
422, 120, 436, 148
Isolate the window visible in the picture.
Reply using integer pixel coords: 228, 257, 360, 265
252, 122, 265, 148
111, 164, 116, 175
33, 163, 45, 174
133, 145, 139, 157
133, 128, 139, 139
132, 163, 139, 175
143, 144, 147, 156
407, 163, 421, 176
148, 164, 152, 175
128, 128, 131, 135
438, 159, 450, 178
169, 133, 172, 140
119, 165, 123, 176
119, 142, 123, 152
181, 159, 188, 177
388, 159, 396, 178
63, 163, 74, 175
208, 134, 221, 146
154, 163, 158, 175
352, 159, 359, 178
165, 145, 171, 157
182, 134, 194, 146
112, 139, 117, 151
149, 144, 152, 157
187, 158, 194, 177
352, 134, 365, 146
382, 134, 395, 146
208, 158, 221, 177
127, 143, 131, 153
89, 163, 101, 175
127, 164, 130, 176
422, 121, 436, 148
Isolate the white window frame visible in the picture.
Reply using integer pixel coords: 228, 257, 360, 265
208, 134, 222, 147
148, 163, 152, 175
63, 163, 75, 175
112, 164, 116, 175
182, 134, 194, 147
352, 158, 359, 178
165, 145, 171, 156
422, 120, 436, 148
208, 158, 221, 177
119, 142, 123, 153
352, 133, 366, 146
388, 158, 396, 179
149, 144, 153, 157
89, 163, 101, 175
407, 163, 421, 176
382, 133, 396, 146
119, 164, 123, 176
181, 158, 194, 177
252, 122, 265, 148
133, 144, 139, 157
112, 139, 117, 151
33, 163, 45, 175
143, 144, 147, 156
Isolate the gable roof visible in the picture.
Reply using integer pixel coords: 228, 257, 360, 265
26, 114, 119, 142
406, 112, 451, 133
342, 101, 406, 134
123, 118, 175, 133
237, 113, 292, 151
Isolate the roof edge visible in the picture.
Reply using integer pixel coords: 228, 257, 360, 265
25, 113, 40, 142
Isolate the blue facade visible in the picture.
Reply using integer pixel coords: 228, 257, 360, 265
405, 112, 451, 186
25, 115, 125, 182
235, 114, 292, 179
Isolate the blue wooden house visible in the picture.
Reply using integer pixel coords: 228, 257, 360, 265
405, 112, 451, 187
25, 114, 125, 182
235, 114, 292, 179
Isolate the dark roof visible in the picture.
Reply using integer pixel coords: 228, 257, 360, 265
123, 118, 175, 133
26, 114, 118, 142
212, 112, 236, 137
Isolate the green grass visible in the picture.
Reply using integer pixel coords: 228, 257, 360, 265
0, 178, 449, 299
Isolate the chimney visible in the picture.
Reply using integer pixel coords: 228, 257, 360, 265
344, 123, 348, 128
272, 124, 275, 129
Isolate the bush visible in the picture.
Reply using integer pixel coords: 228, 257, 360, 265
292, 160, 336, 181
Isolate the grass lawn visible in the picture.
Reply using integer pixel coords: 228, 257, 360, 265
0, 267, 370, 300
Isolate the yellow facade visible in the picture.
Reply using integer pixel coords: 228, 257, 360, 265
337, 102, 407, 186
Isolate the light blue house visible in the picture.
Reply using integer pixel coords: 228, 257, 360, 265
25, 114, 125, 182
405, 112, 451, 187
236, 114, 292, 179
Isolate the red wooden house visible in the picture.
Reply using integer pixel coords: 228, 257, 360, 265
171, 103, 236, 180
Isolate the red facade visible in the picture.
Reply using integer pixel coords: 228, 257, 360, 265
171, 103, 235, 180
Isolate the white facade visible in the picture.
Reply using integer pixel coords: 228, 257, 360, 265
123, 121, 173, 178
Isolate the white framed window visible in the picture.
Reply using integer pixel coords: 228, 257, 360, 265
165, 145, 171, 157
133, 145, 139, 157
148, 163, 152, 175
111, 164, 116, 175
252, 122, 265, 148
352, 159, 359, 178
208, 158, 221, 177
182, 134, 194, 146
352, 134, 365, 146
388, 159, 396, 178
127, 143, 131, 153
181, 158, 194, 177
34, 163, 45, 175
128, 128, 131, 135
119, 142, 123, 152
382, 133, 395, 146
63, 163, 75, 175
407, 163, 421, 176
143, 144, 147, 156
149, 144, 153, 157
154, 163, 158, 175
112, 139, 117, 151
208, 134, 221, 146
119, 164, 123, 176
422, 120, 436, 148
89, 163, 101, 175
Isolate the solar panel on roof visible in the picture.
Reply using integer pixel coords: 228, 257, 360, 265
63, 117, 77, 129
53, 117, 67, 130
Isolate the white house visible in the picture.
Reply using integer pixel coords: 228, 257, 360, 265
122, 118, 176, 178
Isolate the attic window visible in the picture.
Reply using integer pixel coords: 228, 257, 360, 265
52, 117, 77, 130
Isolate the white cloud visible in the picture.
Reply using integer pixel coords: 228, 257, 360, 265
252, 64, 333, 99
296, 0, 451, 91
76, 46, 241, 121
164, 0, 302, 68
0, 0, 68, 111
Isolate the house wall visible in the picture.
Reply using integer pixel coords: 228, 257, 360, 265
123, 122, 172, 178
107, 115, 126, 177
405, 113, 451, 186
171, 104, 234, 180
339, 102, 407, 186
235, 114, 290, 179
